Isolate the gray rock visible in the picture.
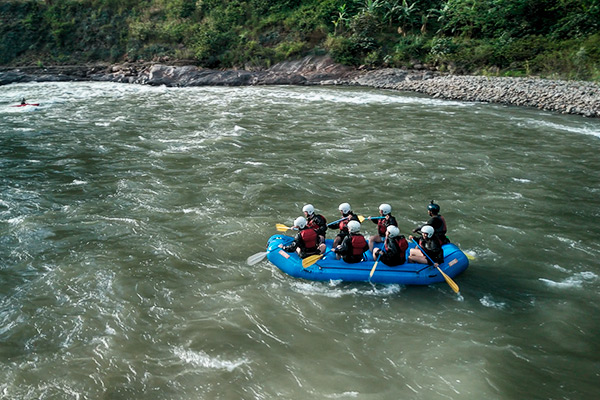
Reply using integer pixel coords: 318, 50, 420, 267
1, 57, 598, 118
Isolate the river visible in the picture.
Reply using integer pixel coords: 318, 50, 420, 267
1, 81, 599, 399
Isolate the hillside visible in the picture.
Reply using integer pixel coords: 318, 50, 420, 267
1, 0, 599, 80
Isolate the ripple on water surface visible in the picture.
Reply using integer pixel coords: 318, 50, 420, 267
1, 82, 600, 399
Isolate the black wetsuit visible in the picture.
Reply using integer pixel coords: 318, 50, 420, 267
416, 235, 444, 265
379, 235, 408, 266
335, 233, 368, 263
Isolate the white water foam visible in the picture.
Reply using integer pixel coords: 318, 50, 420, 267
511, 178, 532, 183
539, 271, 598, 289
261, 87, 471, 108
536, 120, 600, 139
173, 347, 248, 372
480, 295, 507, 310
509, 114, 600, 139
290, 281, 403, 298
324, 392, 360, 398
551, 264, 569, 273
7, 216, 25, 225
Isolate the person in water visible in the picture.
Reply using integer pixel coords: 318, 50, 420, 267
330, 202, 360, 247
302, 204, 327, 238
373, 225, 408, 266
333, 220, 368, 263
413, 200, 449, 244
367, 203, 398, 253
408, 225, 444, 266
21, 98, 26, 105
280, 216, 325, 258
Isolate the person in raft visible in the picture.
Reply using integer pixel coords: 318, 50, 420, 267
333, 220, 369, 263
302, 204, 327, 238
372, 225, 408, 266
413, 200, 449, 244
20, 98, 26, 105
280, 216, 326, 258
329, 202, 360, 247
367, 203, 398, 253
408, 225, 444, 267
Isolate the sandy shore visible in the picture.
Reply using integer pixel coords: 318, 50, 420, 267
1, 57, 598, 118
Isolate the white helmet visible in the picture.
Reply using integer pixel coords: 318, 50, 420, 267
347, 220, 361, 233
302, 204, 315, 215
379, 203, 392, 215
294, 216, 307, 229
338, 202, 351, 214
421, 225, 434, 237
386, 225, 400, 238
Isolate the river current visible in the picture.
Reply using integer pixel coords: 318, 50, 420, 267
1, 82, 599, 399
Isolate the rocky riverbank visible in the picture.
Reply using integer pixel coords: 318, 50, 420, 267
1, 56, 598, 118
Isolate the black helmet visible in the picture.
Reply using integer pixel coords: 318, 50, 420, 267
427, 200, 440, 213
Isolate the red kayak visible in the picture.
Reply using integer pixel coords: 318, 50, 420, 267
12, 103, 40, 107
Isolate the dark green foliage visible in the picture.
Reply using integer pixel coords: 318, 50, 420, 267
0, 0, 132, 64
0, 1, 43, 64
392, 35, 431, 64
190, 21, 239, 67
326, 35, 361, 65
349, 10, 383, 54
551, 0, 600, 39
0, 0, 598, 80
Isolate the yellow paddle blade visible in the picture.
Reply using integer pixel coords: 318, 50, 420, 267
465, 252, 476, 261
358, 215, 366, 223
275, 223, 292, 232
302, 254, 323, 268
437, 266, 460, 293
369, 260, 379, 279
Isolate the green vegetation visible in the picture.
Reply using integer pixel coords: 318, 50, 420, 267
1, 0, 599, 80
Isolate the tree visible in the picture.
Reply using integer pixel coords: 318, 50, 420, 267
332, 3, 349, 35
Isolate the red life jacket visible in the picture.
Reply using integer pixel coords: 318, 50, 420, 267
399, 237, 408, 252
386, 236, 408, 253
377, 215, 398, 236
307, 214, 326, 232
377, 219, 386, 236
339, 219, 349, 232
338, 213, 358, 233
351, 235, 368, 256
300, 228, 318, 249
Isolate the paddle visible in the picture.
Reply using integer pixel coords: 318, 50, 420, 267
247, 251, 268, 265
247, 241, 290, 265
411, 239, 460, 294
281, 215, 384, 234
327, 217, 347, 227
358, 215, 384, 223
328, 215, 382, 225
280, 215, 358, 232
302, 248, 335, 268
275, 223, 297, 232
280, 216, 354, 232
369, 252, 382, 280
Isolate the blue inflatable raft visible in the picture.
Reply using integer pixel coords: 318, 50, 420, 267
266, 234, 469, 286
